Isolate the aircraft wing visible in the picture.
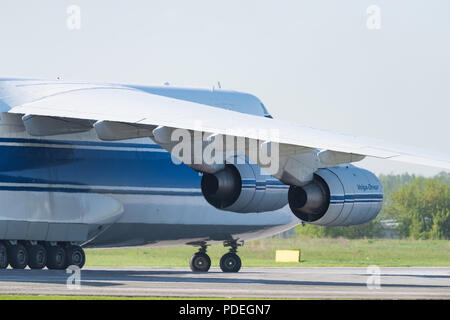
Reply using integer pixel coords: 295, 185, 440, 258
1, 80, 449, 185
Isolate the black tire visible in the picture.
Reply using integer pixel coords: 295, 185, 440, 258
7, 243, 28, 269
65, 245, 85, 269
27, 244, 47, 269
46, 246, 66, 270
0, 242, 8, 269
189, 252, 211, 272
220, 252, 242, 273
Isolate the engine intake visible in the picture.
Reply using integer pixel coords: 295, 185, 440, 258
289, 165, 383, 226
201, 163, 289, 213
201, 165, 242, 209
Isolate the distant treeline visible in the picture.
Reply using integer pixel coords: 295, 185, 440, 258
295, 172, 450, 240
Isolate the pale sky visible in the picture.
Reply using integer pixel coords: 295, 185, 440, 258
0, 0, 449, 176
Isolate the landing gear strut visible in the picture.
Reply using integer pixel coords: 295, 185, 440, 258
46, 245, 67, 270
27, 243, 47, 270
65, 245, 86, 269
0, 241, 8, 269
189, 245, 211, 272
7, 243, 28, 269
220, 241, 242, 273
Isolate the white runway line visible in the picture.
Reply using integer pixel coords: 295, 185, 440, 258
0, 267, 449, 299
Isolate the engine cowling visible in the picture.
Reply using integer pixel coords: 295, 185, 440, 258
288, 165, 383, 226
201, 163, 289, 213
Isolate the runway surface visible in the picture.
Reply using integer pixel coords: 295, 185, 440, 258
0, 267, 449, 299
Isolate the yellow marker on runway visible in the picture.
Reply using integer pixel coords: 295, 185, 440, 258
275, 250, 301, 263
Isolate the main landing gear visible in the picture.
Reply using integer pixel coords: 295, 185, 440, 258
0, 240, 86, 270
220, 242, 242, 273
189, 241, 242, 273
190, 246, 211, 272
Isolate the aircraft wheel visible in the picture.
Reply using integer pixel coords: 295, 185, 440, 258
189, 252, 211, 272
220, 252, 241, 273
7, 243, 28, 269
0, 242, 8, 269
27, 244, 47, 270
46, 246, 66, 270
65, 245, 85, 269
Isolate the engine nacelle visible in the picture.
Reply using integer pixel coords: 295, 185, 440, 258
288, 165, 383, 226
201, 163, 289, 213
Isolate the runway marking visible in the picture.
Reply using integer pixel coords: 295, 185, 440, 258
1, 267, 449, 299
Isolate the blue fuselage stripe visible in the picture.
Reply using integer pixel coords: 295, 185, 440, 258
0, 138, 381, 204
0, 186, 203, 196
0, 138, 200, 191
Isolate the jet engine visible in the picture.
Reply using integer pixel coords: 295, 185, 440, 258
288, 165, 383, 226
201, 163, 289, 213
